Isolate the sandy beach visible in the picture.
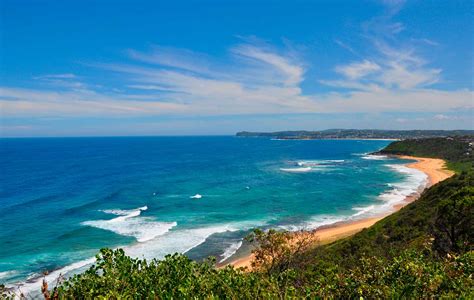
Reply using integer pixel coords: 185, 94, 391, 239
227, 155, 454, 270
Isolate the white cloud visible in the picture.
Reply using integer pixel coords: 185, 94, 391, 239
1, 41, 472, 120
335, 60, 381, 80
231, 44, 304, 86
127, 46, 214, 75
326, 41, 442, 90
34, 73, 77, 80
434, 114, 450, 120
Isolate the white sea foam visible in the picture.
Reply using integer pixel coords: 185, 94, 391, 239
18, 257, 96, 296
83, 206, 177, 243
101, 206, 148, 216
297, 159, 344, 166
16, 227, 233, 296
0, 270, 17, 281
279, 215, 347, 231
346, 164, 427, 218
379, 164, 428, 204
124, 225, 236, 260
219, 240, 243, 263
281, 159, 343, 173
352, 205, 376, 217
122, 219, 266, 261
281, 163, 428, 231
16, 219, 267, 297
305, 214, 351, 230
280, 167, 312, 173
344, 165, 427, 218
361, 154, 389, 160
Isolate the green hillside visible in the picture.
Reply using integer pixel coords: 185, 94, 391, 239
379, 136, 473, 173
2, 138, 473, 299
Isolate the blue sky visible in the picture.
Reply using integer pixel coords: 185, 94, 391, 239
0, 0, 473, 137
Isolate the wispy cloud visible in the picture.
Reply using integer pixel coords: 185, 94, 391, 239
33, 73, 77, 80
0, 2, 472, 126
231, 44, 304, 86
335, 60, 381, 80
1, 39, 472, 119
32, 73, 88, 90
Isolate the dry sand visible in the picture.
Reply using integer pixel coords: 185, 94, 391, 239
227, 156, 454, 270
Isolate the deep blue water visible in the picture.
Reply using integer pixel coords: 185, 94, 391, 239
0, 137, 427, 291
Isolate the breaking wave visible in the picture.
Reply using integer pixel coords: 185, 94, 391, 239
361, 154, 389, 160
219, 240, 243, 263
82, 206, 177, 243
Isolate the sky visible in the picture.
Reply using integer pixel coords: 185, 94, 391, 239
0, 0, 473, 137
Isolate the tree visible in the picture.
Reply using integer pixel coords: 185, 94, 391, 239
433, 186, 474, 254
245, 229, 314, 275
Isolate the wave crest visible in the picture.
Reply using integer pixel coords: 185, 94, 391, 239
82, 206, 177, 243
361, 154, 389, 160
280, 167, 312, 173
219, 240, 243, 263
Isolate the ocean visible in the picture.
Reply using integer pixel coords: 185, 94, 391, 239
0, 136, 428, 292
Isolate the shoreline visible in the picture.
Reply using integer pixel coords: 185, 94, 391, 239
226, 155, 454, 270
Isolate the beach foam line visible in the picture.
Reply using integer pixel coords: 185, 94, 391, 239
379, 164, 428, 201
219, 240, 243, 263
125, 219, 268, 261
82, 206, 177, 242
344, 164, 428, 218
280, 162, 429, 232
352, 205, 376, 217
17, 257, 97, 297
14, 219, 268, 297
0, 270, 17, 281
279, 214, 348, 231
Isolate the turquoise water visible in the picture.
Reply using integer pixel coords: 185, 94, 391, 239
0, 137, 427, 292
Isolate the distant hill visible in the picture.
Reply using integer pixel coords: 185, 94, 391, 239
236, 129, 474, 140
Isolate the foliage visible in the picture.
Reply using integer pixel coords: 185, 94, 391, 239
245, 229, 313, 275
48, 249, 280, 299
0, 285, 14, 300
433, 186, 474, 254
379, 137, 474, 173
37, 248, 474, 299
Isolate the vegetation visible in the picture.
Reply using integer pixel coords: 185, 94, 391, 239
379, 136, 473, 173
236, 129, 474, 140
7, 247, 469, 299
1, 138, 472, 299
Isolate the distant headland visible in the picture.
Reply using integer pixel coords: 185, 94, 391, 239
235, 129, 474, 140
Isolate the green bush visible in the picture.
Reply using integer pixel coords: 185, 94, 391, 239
43, 248, 473, 299
50, 249, 282, 299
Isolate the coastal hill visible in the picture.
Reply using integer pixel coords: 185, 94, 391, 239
2, 138, 472, 299
236, 129, 474, 140
378, 136, 474, 173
